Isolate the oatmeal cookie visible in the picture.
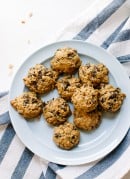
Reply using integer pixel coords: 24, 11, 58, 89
53, 122, 80, 150
71, 85, 99, 112
23, 64, 58, 94
74, 109, 102, 131
79, 63, 109, 87
99, 84, 126, 112
10, 92, 43, 119
56, 76, 81, 101
43, 98, 71, 126
51, 47, 81, 74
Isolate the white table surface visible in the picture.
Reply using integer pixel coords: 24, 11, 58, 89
0, 0, 93, 92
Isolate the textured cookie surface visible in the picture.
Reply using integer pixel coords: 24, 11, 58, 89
10, 92, 43, 119
71, 85, 99, 112
23, 64, 58, 94
51, 47, 81, 74
56, 76, 81, 101
79, 63, 109, 87
43, 98, 71, 126
74, 109, 102, 131
53, 122, 80, 150
99, 84, 126, 112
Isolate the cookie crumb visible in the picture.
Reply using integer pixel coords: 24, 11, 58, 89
29, 12, 33, 18
8, 64, 14, 76
21, 20, 26, 24
27, 40, 31, 44
8, 64, 14, 69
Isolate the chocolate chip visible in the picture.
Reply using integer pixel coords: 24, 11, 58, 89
71, 135, 76, 139
109, 93, 117, 99
63, 81, 70, 90
32, 98, 38, 103
100, 97, 105, 103
38, 71, 42, 78
23, 99, 29, 106
31, 81, 37, 86
67, 52, 75, 58
91, 70, 97, 77
54, 133, 61, 138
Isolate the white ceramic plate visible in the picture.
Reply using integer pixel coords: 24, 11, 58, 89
9, 40, 130, 165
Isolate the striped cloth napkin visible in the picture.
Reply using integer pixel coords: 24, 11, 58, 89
0, 0, 130, 178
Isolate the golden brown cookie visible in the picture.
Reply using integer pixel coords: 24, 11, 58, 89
53, 122, 80, 150
56, 76, 81, 101
99, 84, 126, 112
71, 85, 99, 112
73, 109, 102, 131
23, 64, 58, 94
79, 63, 109, 87
43, 98, 71, 126
10, 92, 43, 119
51, 47, 81, 74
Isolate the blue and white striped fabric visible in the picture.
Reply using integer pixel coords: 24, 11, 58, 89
0, 0, 130, 178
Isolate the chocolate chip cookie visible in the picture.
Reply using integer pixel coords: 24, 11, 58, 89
79, 63, 109, 87
56, 76, 81, 101
53, 122, 80, 150
99, 84, 126, 112
23, 64, 58, 94
71, 85, 99, 112
51, 47, 81, 74
43, 97, 71, 126
10, 92, 43, 119
74, 109, 102, 131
